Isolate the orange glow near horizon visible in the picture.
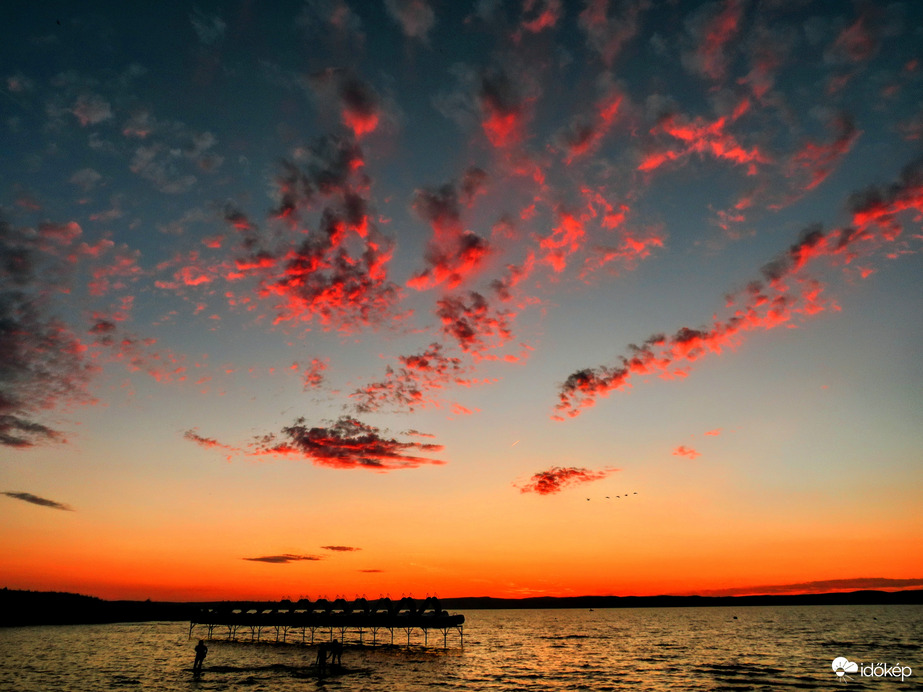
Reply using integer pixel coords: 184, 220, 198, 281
3, 463, 921, 601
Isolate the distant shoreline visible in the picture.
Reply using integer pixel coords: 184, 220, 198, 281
2, 587, 921, 628
439, 590, 923, 611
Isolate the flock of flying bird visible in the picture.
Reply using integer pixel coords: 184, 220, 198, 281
587, 492, 639, 501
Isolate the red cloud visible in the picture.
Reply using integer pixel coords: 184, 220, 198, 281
581, 227, 664, 279
350, 343, 477, 413
436, 292, 515, 358
184, 429, 238, 455
555, 161, 923, 419
554, 287, 820, 418
407, 173, 491, 290
641, 112, 769, 175
89, 322, 188, 385
673, 445, 701, 459
38, 221, 83, 246
254, 416, 446, 471
302, 358, 329, 389
683, 0, 744, 81
88, 245, 144, 296
517, 466, 617, 495
578, 0, 646, 66
826, 16, 878, 64
309, 70, 385, 139
477, 68, 529, 149
849, 159, 923, 238
787, 114, 860, 192
339, 77, 381, 137
535, 190, 661, 280
490, 252, 535, 302
517, 0, 562, 36
540, 209, 587, 272
1, 217, 97, 447
558, 89, 623, 165
224, 137, 402, 331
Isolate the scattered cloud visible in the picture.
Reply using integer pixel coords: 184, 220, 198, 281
555, 160, 923, 418
307, 70, 391, 139
298, 0, 365, 44
225, 136, 402, 331
184, 429, 238, 456
322, 545, 361, 552
824, 16, 878, 65
517, 466, 617, 495
243, 554, 324, 564
673, 445, 701, 459
516, 0, 563, 38
350, 342, 477, 413
190, 8, 226, 46
0, 217, 97, 447
700, 577, 923, 597
578, 0, 648, 66
68, 168, 102, 191
70, 93, 113, 126
786, 113, 860, 192
252, 416, 447, 471
555, 84, 623, 165
384, 0, 435, 42
436, 291, 514, 358
477, 65, 530, 149
3, 491, 74, 511
301, 358, 329, 389
408, 171, 491, 290
681, 0, 744, 82
640, 110, 769, 176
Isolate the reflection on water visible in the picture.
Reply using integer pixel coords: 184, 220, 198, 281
1, 605, 919, 690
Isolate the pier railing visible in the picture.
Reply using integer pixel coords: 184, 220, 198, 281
189, 597, 464, 648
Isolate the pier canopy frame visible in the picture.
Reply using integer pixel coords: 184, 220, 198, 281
189, 597, 464, 650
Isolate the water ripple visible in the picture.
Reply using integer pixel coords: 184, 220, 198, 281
0, 604, 920, 691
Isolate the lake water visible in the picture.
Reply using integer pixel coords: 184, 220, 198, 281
0, 605, 919, 690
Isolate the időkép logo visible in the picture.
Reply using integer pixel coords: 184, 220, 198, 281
832, 656, 912, 682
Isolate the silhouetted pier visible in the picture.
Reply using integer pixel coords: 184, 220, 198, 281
189, 597, 464, 649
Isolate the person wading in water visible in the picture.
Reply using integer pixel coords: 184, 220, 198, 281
193, 639, 208, 674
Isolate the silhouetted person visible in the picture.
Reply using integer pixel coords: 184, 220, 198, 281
329, 639, 343, 667
316, 642, 328, 676
193, 639, 208, 673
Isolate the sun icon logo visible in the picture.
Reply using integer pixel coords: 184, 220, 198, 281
832, 657, 859, 679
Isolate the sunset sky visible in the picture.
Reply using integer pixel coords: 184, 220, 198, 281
1, 0, 921, 602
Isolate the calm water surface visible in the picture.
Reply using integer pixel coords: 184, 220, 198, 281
1, 605, 920, 690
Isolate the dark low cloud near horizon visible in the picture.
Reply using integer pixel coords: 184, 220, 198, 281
699, 577, 923, 597
322, 545, 361, 552
243, 554, 324, 564
3, 491, 74, 511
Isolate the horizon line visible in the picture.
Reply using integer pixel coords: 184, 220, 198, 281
6, 585, 923, 605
